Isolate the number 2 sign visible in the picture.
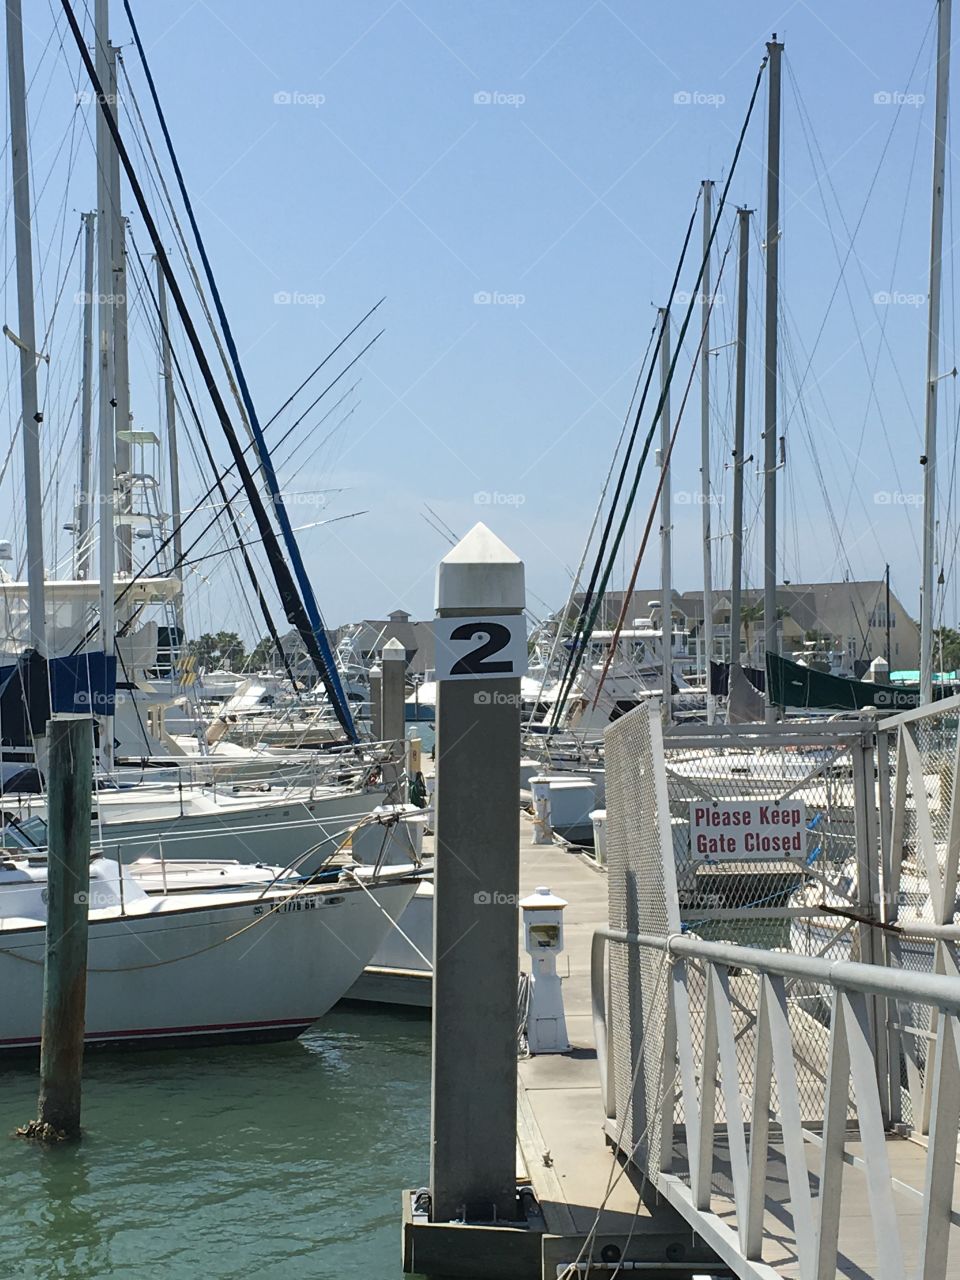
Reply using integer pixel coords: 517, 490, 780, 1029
434, 614, 528, 682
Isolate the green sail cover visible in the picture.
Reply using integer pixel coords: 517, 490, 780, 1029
765, 652, 929, 712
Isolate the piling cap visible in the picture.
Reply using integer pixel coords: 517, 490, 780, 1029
382, 638, 406, 661
519, 885, 567, 911
436, 522, 524, 613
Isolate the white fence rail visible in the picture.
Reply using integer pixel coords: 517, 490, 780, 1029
592, 927, 960, 1280
598, 702, 960, 1279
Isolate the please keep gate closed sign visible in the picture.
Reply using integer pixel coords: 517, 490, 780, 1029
689, 801, 807, 860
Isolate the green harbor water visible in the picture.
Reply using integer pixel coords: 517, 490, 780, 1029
0, 1006, 430, 1279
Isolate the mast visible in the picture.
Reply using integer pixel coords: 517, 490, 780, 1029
5, 0, 46, 660
921, 0, 951, 704
730, 208, 751, 677
107, 44, 132, 580
700, 179, 716, 722
76, 211, 96, 578
63, 0, 357, 741
155, 255, 184, 638
763, 35, 783, 722
658, 306, 672, 725
95, 0, 116, 770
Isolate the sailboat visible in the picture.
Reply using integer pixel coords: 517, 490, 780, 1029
0, 0, 423, 1054
5, 775, 382, 873
0, 0, 395, 876
0, 847, 420, 1052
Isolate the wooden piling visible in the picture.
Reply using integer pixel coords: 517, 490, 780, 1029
19, 715, 93, 1143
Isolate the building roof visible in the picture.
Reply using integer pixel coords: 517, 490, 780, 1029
680, 580, 918, 645
336, 615, 436, 672
570, 588, 685, 625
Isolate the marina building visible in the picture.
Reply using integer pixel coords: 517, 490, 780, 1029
573, 580, 920, 675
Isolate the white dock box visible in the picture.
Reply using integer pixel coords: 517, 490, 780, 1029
529, 775, 597, 844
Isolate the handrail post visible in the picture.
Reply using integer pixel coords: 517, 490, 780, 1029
852, 726, 889, 1121
876, 723, 902, 1125
590, 931, 616, 1121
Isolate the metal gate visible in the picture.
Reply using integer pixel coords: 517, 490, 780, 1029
876, 694, 960, 1133
595, 701, 960, 1278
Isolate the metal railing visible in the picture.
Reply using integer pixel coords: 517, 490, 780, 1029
597, 700, 960, 1280
875, 694, 960, 1136
592, 926, 960, 1280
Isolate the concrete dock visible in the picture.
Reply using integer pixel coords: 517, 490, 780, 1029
512, 813, 719, 1277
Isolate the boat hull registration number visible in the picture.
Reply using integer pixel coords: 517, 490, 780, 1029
253, 897, 322, 916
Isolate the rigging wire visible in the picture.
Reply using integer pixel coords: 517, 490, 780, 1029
527, 317, 660, 724
119, 50, 386, 444
119, 0, 354, 735
117, 237, 300, 688
592, 223, 738, 707
106, 274, 377, 613
547, 190, 703, 731
179, 509, 368, 571
781, 28, 935, 571
550, 52, 770, 732
115, 52, 257, 439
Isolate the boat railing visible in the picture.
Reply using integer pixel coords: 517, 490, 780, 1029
102, 740, 405, 799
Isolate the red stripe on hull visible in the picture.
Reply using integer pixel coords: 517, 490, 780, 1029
0, 1015, 319, 1052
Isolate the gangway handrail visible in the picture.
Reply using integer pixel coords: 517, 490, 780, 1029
594, 926, 960, 1013
592, 924, 960, 1280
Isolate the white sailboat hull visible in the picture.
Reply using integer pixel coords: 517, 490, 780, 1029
0, 875, 417, 1052
25, 786, 385, 874
789, 916, 936, 970
370, 879, 434, 972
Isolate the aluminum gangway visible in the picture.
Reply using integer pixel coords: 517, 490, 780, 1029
592, 699, 960, 1279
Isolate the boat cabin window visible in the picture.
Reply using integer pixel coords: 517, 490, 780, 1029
0, 814, 47, 849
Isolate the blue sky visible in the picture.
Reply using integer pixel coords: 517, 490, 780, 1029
7, 1, 958, 639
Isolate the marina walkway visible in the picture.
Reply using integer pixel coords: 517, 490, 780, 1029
515, 814, 718, 1275
691, 1133, 960, 1278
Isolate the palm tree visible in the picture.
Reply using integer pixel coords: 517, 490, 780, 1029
740, 602, 764, 667
739, 602, 789, 667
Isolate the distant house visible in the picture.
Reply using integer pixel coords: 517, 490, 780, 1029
571, 582, 918, 673
337, 609, 435, 674
569, 588, 685, 629
264, 627, 341, 681
680, 581, 918, 672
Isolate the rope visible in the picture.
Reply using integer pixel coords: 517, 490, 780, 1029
517, 971, 532, 1057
